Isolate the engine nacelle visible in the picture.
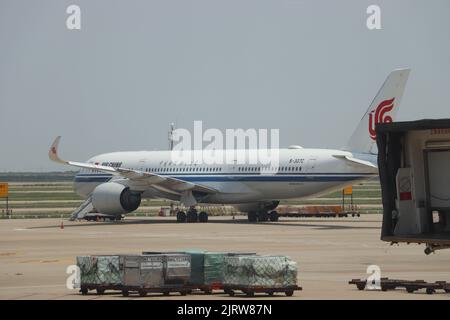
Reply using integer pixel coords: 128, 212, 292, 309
92, 182, 141, 215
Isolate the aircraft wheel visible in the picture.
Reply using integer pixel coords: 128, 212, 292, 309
177, 211, 186, 223
258, 211, 269, 222
139, 290, 147, 297
199, 211, 208, 223
248, 211, 257, 222
187, 210, 198, 223
426, 288, 435, 295
269, 211, 279, 222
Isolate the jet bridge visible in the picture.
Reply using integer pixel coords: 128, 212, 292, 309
376, 119, 450, 254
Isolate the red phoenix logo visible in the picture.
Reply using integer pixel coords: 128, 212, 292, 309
368, 98, 395, 140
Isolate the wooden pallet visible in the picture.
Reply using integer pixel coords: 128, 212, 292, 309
282, 213, 352, 218
349, 277, 450, 295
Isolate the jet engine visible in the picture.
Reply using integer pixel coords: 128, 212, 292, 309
91, 182, 141, 215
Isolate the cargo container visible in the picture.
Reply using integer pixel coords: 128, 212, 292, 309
222, 255, 301, 296
185, 251, 256, 293
77, 255, 123, 294
141, 252, 191, 283
122, 255, 164, 288
164, 254, 191, 284
121, 254, 191, 296
121, 255, 191, 296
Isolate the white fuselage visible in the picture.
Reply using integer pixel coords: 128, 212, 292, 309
74, 148, 377, 205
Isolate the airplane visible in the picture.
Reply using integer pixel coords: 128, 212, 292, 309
49, 68, 410, 223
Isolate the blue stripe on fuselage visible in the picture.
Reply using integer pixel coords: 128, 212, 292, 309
74, 173, 375, 183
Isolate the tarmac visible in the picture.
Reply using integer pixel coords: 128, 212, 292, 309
0, 215, 449, 300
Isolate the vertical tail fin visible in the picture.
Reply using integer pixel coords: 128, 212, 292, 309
345, 68, 410, 154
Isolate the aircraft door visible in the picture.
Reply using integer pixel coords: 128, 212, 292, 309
305, 158, 317, 181
306, 158, 317, 173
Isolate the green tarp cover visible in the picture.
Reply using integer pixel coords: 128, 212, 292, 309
77, 256, 122, 285
185, 251, 257, 286
204, 252, 226, 285
185, 251, 206, 285
223, 255, 298, 287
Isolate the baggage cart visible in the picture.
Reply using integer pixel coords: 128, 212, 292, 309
121, 284, 194, 297
223, 284, 302, 297
349, 277, 450, 295
77, 255, 124, 295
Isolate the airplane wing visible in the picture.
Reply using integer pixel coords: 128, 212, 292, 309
49, 136, 217, 195
332, 154, 378, 169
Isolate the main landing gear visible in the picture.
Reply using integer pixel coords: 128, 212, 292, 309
176, 207, 209, 223
247, 210, 279, 223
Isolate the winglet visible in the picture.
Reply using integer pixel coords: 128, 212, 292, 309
49, 136, 67, 164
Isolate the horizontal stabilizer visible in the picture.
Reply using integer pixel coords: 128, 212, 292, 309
333, 154, 378, 170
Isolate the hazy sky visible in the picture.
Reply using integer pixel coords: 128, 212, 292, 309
1, 0, 449, 171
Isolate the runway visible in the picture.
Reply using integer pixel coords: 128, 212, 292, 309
0, 215, 449, 299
